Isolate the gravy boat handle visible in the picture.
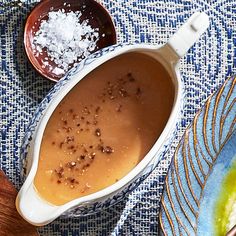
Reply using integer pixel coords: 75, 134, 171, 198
163, 12, 209, 61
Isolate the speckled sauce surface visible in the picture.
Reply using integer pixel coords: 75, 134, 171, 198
35, 52, 174, 205
1, 0, 236, 235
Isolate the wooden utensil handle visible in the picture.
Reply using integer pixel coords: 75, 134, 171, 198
0, 170, 38, 236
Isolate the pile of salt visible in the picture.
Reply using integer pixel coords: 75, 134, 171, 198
33, 9, 99, 75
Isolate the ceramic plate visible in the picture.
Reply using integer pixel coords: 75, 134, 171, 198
159, 76, 236, 235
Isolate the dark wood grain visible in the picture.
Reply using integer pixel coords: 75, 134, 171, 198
0, 170, 38, 236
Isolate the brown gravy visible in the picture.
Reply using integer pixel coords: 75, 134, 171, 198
34, 52, 174, 205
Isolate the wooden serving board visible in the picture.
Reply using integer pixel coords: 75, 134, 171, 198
0, 170, 38, 236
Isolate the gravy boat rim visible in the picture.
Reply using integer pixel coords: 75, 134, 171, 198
18, 44, 181, 221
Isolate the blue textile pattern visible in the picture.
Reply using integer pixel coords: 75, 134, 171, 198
0, 0, 236, 235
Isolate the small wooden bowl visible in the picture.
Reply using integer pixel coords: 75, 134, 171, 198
24, 0, 117, 82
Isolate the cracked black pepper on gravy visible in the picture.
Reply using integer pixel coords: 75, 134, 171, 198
34, 52, 174, 205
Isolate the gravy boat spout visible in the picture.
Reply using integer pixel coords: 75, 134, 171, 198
16, 12, 209, 226
16, 183, 60, 226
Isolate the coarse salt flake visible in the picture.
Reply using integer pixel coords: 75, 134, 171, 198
33, 9, 99, 75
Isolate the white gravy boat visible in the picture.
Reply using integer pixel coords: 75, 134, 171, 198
16, 12, 209, 226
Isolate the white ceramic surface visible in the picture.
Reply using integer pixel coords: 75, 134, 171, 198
16, 12, 209, 226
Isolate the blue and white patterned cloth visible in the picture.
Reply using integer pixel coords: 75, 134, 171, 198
1, 0, 235, 235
